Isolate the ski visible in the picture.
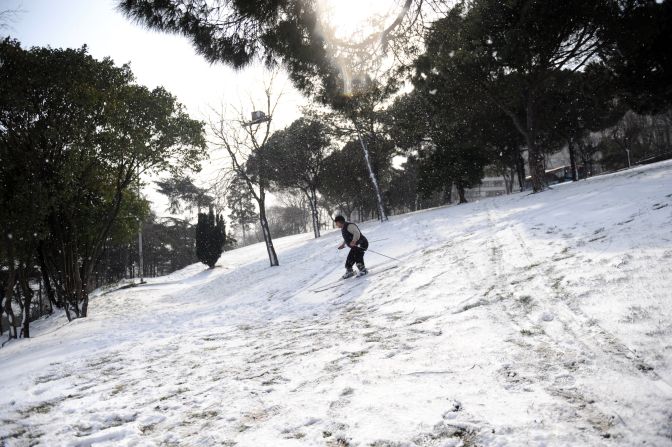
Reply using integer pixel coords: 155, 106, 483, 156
312, 265, 398, 293
311, 278, 349, 293
308, 277, 346, 292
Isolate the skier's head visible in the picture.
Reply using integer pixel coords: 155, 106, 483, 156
334, 215, 346, 228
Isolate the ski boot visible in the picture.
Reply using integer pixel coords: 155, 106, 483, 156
342, 269, 355, 279
356, 263, 368, 277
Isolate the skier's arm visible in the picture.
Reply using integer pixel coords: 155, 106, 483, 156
347, 224, 361, 247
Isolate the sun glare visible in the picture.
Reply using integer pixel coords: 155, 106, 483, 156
315, 0, 400, 41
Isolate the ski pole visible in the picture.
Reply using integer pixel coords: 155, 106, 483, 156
364, 248, 401, 262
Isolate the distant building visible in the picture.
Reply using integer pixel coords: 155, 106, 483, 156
462, 175, 518, 201
520, 144, 607, 187
460, 144, 602, 201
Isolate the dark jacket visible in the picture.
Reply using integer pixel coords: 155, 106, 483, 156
342, 222, 368, 248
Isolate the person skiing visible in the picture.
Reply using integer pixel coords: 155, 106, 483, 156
334, 215, 369, 279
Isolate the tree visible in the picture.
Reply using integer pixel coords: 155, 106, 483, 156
386, 156, 422, 213
0, 40, 206, 325
417, 140, 488, 205
196, 207, 225, 269
547, 66, 624, 180
156, 174, 213, 215
0, 6, 22, 31
332, 78, 395, 222
265, 203, 309, 238
95, 213, 199, 283
92, 191, 150, 282
211, 85, 279, 267
263, 118, 331, 238
481, 111, 526, 193
226, 175, 258, 246
598, 110, 672, 171
600, 0, 672, 114
417, 1, 612, 192
118, 0, 425, 223
388, 86, 493, 204
320, 140, 379, 220
118, 0, 422, 103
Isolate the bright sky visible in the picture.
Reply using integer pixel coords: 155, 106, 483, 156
1, 0, 307, 119
2, 0, 402, 218
316, 0, 400, 38
2, 0, 309, 216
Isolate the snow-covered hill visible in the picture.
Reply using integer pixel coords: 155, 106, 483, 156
2, 161, 672, 447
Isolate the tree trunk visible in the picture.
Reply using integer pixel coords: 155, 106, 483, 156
53, 216, 90, 319
501, 167, 512, 194
0, 287, 4, 337
257, 195, 279, 267
18, 265, 33, 338
2, 234, 20, 339
457, 184, 468, 204
305, 188, 321, 238
516, 147, 526, 192
568, 139, 578, 181
3, 263, 18, 340
356, 132, 388, 222
525, 96, 546, 193
38, 242, 57, 310
443, 182, 453, 205
138, 225, 144, 284
508, 167, 516, 193
80, 291, 89, 318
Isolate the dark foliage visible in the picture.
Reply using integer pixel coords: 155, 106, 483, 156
0, 39, 205, 334
196, 207, 226, 269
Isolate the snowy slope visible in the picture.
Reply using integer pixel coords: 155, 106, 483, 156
1, 161, 672, 447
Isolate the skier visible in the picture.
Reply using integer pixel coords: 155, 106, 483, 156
334, 215, 369, 279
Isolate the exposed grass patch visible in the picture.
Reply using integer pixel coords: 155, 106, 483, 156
327, 437, 350, 447
110, 383, 126, 396
140, 423, 157, 434
21, 401, 55, 415
517, 295, 533, 306
189, 410, 219, 419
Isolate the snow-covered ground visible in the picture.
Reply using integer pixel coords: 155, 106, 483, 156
2, 161, 672, 447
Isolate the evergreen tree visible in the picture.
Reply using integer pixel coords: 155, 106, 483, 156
263, 118, 331, 238
156, 174, 213, 215
387, 87, 494, 204
386, 156, 422, 213
320, 141, 379, 220
545, 66, 624, 180
226, 175, 258, 246
325, 76, 397, 222
118, 0, 419, 223
600, 0, 672, 114
117, 0, 419, 104
415, 1, 612, 193
195, 207, 225, 269
0, 39, 206, 324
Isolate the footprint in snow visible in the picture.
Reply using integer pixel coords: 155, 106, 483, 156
541, 312, 555, 322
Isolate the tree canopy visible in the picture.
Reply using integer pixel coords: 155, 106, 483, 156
0, 39, 206, 328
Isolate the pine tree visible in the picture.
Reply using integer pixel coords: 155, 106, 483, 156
415, 1, 612, 193
195, 212, 208, 267
226, 175, 257, 246
0, 39, 206, 323
263, 118, 331, 238
195, 207, 225, 269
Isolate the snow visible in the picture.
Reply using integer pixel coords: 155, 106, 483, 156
2, 161, 672, 446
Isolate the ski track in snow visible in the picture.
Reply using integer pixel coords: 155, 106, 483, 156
2, 161, 672, 446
